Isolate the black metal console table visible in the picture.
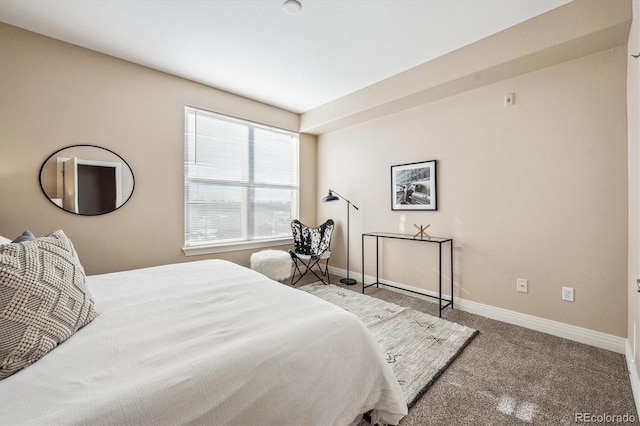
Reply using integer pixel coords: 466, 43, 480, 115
361, 232, 454, 317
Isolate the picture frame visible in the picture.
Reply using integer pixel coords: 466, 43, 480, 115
391, 160, 437, 211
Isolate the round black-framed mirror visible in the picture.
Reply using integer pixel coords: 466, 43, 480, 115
39, 145, 135, 216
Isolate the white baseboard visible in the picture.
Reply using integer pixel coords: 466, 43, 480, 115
330, 267, 626, 354
626, 341, 640, 415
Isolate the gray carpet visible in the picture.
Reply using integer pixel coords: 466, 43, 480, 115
289, 275, 638, 425
299, 282, 477, 407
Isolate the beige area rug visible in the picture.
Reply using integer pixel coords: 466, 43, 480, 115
300, 283, 478, 407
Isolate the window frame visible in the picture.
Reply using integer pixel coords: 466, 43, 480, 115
182, 106, 298, 256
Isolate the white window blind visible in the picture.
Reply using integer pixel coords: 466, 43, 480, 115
184, 106, 299, 250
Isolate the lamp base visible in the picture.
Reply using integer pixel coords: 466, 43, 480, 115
340, 278, 357, 286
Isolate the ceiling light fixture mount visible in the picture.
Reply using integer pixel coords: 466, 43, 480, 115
283, 0, 302, 15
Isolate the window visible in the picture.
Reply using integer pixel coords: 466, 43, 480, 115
184, 106, 299, 254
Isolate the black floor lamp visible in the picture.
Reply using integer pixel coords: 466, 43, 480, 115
322, 189, 359, 285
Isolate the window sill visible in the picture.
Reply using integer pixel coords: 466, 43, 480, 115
182, 238, 293, 256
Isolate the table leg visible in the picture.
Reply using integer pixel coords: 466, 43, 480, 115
361, 234, 365, 294
439, 243, 442, 317
450, 240, 454, 310
376, 236, 379, 289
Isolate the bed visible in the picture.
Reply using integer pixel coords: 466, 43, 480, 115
0, 246, 407, 425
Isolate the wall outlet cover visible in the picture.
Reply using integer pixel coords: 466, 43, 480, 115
516, 278, 528, 293
562, 286, 574, 302
504, 93, 515, 106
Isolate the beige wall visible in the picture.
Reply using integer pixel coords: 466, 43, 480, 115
628, 1, 640, 376
0, 23, 316, 275
318, 47, 628, 337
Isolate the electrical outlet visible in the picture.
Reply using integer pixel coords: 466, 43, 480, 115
562, 286, 574, 302
516, 278, 528, 293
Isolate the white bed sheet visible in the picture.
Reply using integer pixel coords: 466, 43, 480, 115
0, 259, 407, 425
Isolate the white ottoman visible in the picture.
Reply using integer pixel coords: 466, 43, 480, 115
250, 249, 292, 281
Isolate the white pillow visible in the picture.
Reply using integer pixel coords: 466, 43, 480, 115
0, 236, 11, 245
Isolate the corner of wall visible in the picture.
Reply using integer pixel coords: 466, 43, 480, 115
628, 0, 640, 398
299, 133, 317, 225
627, 340, 640, 415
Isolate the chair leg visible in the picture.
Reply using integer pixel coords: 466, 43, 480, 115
322, 258, 331, 284
307, 258, 329, 285
296, 259, 330, 285
289, 252, 334, 286
290, 258, 305, 286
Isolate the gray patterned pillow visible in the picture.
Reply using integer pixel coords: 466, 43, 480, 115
0, 230, 98, 380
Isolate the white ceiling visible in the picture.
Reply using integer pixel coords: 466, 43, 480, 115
0, 0, 571, 114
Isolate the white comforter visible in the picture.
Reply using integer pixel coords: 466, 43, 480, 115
0, 259, 407, 425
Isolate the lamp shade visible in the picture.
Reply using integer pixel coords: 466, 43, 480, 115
322, 191, 339, 202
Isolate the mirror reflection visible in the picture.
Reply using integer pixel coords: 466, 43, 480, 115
39, 145, 134, 215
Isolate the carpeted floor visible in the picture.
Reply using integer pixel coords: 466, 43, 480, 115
288, 274, 638, 425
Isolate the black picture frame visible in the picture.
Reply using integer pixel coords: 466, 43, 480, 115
391, 160, 437, 211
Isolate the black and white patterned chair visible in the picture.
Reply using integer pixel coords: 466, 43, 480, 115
289, 219, 334, 285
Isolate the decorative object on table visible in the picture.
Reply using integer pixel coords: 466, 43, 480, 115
322, 190, 359, 285
413, 224, 430, 239
300, 283, 477, 407
250, 249, 292, 282
391, 160, 437, 211
289, 219, 335, 285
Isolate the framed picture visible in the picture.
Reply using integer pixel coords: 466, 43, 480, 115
391, 160, 437, 211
